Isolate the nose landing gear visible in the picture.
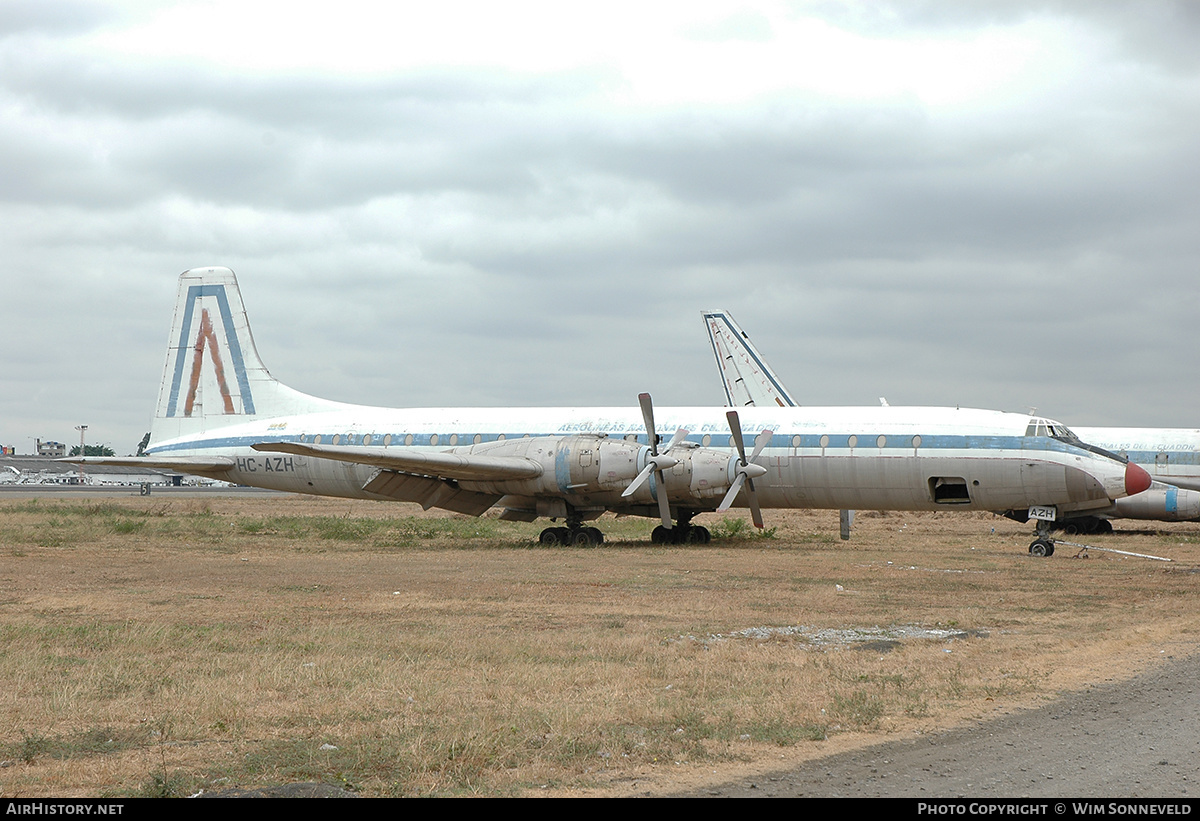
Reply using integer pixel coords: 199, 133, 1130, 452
1029, 537, 1055, 557
1027, 515, 1058, 557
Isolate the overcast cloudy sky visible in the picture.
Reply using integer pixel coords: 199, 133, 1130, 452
2, 0, 1198, 454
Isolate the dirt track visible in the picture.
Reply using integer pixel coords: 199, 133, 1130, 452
672, 651, 1200, 797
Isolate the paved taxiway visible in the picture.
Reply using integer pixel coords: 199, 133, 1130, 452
677, 651, 1200, 797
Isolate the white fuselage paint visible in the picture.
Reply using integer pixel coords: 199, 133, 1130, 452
147, 403, 1128, 517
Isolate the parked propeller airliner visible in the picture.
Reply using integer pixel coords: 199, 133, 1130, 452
70, 268, 1150, 552
703, 309, 1200, 535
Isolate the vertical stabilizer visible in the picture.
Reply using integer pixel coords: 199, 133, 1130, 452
701, 310, 798, 408
151, 267, 350, 443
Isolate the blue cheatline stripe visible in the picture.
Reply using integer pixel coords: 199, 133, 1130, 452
1128, 451, 1200, 466
146, 430, 1097, 458
166, 284, 256, 418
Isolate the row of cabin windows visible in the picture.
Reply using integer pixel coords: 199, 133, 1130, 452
299, 432, 929, 449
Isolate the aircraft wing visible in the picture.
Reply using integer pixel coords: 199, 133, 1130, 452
251, 442, 543, 482
60, 455, 236, 472
1147, 475, 1200, 492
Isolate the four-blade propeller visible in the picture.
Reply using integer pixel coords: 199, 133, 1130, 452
622, 392, 689, 529
717, 410, 773, 528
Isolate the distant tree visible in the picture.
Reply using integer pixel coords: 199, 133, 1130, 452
69, 444, 116, 457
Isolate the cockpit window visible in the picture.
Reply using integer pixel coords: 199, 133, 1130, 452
1046, 424, 1082, 445
1026, 419, 1083, 444
1027, 417, 1126, 464
1025, 419, 1081, 445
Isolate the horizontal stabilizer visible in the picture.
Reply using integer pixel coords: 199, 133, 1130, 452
252, 442, 543, 482
60, 455, 235, 472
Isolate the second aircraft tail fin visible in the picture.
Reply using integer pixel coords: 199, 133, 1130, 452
701, 309, 798, 408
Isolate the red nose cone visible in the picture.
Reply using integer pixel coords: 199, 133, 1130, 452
1125, 462, 1152, 497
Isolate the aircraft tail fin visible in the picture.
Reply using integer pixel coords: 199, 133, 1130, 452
151, 267, 350, 444
701, 309, 798, 408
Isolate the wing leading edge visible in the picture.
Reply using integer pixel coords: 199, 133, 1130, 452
251, 442, 543, 481
252, 442, 543, 517
61, 455, 236, 473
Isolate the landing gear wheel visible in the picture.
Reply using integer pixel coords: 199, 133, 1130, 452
1029, 538, 1055, 558
571, 528, 602, 547
539, 527, 570, 546
650, 522, 710, 544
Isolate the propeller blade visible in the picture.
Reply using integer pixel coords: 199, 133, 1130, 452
656, 481, 672, 529
726, 410, 748, 463
746, 477, 764, 528
717, 473, 746, 512
639, 392, 658, 455
664, 427, 689, 452
750, 429, 773, 460
622, 462, 656, 498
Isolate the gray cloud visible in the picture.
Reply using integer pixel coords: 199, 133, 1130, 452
0, 0, 115, 37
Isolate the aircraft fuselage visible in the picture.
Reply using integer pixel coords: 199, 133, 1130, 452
149, 404, 1133, 519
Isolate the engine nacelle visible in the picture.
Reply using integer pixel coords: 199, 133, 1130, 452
1112, 485, 1200, 521
450, 434, 744, 504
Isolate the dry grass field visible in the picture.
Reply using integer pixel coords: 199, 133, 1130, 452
2, 493, 1199, 797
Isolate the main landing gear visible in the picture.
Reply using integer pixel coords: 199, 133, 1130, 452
537, 510, 713, 546
1057, 516, 1113, 536
651, 510, 711, 544
651, 523, 711, 544
538, 522, 713, 546
539, 524, 604, 546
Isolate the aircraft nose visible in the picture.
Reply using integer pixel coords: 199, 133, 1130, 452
1125, 461, 1152, 497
